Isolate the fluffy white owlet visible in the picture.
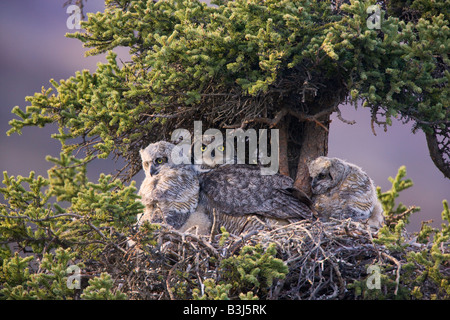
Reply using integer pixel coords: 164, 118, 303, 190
137, 141, 211, 234
137, 141, 314, 235
308, 156, 384, 228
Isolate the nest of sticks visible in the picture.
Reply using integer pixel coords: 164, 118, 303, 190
88, 218, 436, 300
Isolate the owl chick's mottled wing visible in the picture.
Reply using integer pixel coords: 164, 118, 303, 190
338, 170, 379, 221
198, 164, 314, 225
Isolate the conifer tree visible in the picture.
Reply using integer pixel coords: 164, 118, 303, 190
1, 0, 449, 300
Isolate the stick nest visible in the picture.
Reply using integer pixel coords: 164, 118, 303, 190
87, 219, 446, 300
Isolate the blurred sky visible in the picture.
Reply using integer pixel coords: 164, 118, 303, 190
0, 1, 448, 231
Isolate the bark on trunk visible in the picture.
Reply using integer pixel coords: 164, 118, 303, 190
293, 116, 330, 195
275, 110, 331, 196
278, 121, 290, 177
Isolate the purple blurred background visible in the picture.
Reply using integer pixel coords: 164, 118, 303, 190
0, 1, 448, 231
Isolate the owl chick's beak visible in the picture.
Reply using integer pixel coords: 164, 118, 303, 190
310, 177, 318, 190
150, 164, 159, 176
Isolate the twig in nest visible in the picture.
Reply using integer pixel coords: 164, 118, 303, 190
166, 261, 180, 300
159, 225, 220, 258
209, 209, 218, 242
381, 252, 401, 296
229, 230, 259, 256
143, 113, 181, 119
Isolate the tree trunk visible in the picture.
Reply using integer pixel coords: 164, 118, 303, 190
293, 116, 330, 195
276, 110, 331, 196
278, 121, 290, 177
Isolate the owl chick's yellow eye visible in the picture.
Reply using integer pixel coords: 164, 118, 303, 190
201, 145, 207, 151
217, 146, 224, 152
156, 158, 164, 164
318, 172, 332, 180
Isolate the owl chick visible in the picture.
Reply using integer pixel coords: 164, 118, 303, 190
308, 156, 384, 228
192, 133, 232, 172
137, 141, 211, 234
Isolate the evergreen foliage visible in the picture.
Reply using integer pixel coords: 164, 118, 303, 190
0, 154, 139, 299
192, 242, 288, 300
80, 273, 127, 300
220, 243, 288, 290
350, 168, 450, 299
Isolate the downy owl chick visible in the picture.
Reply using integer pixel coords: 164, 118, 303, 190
137, 141, 211, 234
308, 156, 384, 228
